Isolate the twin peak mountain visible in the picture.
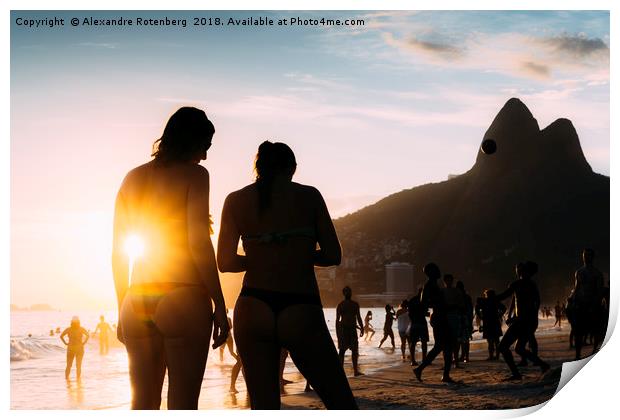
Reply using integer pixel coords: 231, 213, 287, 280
334, 98, 609, 300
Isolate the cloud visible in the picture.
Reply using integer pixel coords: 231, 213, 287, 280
283, 72, 351, 91
382, 32, 463, 62
76, 42, 117, 49
541, 35, 609, 59
407, 37, 463, 60
520, 61, 551, 78
380, 31, 608, 82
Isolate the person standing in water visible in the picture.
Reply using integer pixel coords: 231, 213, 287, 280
336, 286, 365, 377
60, 316, 89, 380
219, 309, 237, 362
94, 315, 112, 355
363, 310, 375, 342
113, 107, 229, 409
217, 141, 357, 409
378, 304, 396, 349
396, 300, 410, 361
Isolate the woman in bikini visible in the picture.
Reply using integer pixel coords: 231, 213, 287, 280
112, 107, 229, 409
217, 141, 357, 409
60, 316, 89, 380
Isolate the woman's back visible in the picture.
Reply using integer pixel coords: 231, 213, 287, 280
225, 181, 325, 294
116, 160, 207, 285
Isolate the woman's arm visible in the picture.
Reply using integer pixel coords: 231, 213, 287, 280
82, 328, 90, 345
60, 329, 69, 345
187, 166, 229, 348
312, 188, 342, 267
111, 185, 130, 322
216, 194, 247, 272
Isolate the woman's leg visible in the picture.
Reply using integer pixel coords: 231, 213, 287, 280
65, 349, 75, 379
121, 295, 166, 410
234, 296, 281, 409
75, 347, 84, 379
279, 304, 357, 409
227, 336, 237, 358
155, 286, 212, 410
230, 357, 243, 393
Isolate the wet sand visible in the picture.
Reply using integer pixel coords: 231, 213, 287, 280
281, 330, 582, 410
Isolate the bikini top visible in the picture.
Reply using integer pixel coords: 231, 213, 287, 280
241, 226, 316, 245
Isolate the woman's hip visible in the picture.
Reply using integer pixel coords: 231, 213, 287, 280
120, 283, 212, 340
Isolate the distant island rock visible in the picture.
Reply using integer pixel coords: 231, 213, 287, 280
11, 303, 57, 311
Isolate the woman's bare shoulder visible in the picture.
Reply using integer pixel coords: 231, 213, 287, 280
230, 183, 256, 198
119, 162, 151, 191
291, 182, 321, 198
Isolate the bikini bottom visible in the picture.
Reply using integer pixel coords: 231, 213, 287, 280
239, 286, 322, 317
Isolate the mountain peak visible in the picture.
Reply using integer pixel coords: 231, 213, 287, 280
472, 98, 540, 174
503, 97, 533, 116
489, 97, 539, 133
540, 118, 592, 174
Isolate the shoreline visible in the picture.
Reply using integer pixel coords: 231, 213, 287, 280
281, 329, 576, 410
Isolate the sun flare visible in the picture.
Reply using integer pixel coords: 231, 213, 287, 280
124, 234, 145, 261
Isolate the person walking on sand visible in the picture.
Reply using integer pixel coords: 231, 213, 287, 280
572, 248, 605, 360
456, 281, 473, 363
496, 262, 550, 381
217, 141, 358, 409
408, 288, 429, 366
336, 286, 365, 377
442, 274, 465, 369
475, 289, 506, 360
60, 316, 89, 380
396, 300, 410, 361
553, 301, 562, 328
378, 304, 396, 349
506, 294, 538, 367
413, 263, 456, 383
94, 315, 112, 355
363, 310, 375, 342
113, 107, 229, 409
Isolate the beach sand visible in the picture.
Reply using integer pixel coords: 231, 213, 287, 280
280, 330, 580, 410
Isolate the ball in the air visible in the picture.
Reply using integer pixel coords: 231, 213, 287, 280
481, 138, 497, 155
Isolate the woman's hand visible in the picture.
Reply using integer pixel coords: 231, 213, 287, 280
211, 305, 230, 349
116, 322, 125, 344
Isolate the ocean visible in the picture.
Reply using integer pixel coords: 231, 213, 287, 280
10, 308, 561, 409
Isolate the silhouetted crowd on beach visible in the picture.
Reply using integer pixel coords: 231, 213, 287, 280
333, 248, 609, 385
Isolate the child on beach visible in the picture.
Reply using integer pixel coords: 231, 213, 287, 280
363, 310, 375, 341
396, 301, 410, 361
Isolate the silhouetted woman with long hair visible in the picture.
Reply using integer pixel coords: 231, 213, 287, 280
112, 107, 229, 409
217, 141, 357, 409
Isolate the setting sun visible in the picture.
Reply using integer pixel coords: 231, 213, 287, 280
124, 234, 145, 261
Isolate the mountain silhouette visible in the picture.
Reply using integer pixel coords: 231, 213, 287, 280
334, 98, 609, 301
